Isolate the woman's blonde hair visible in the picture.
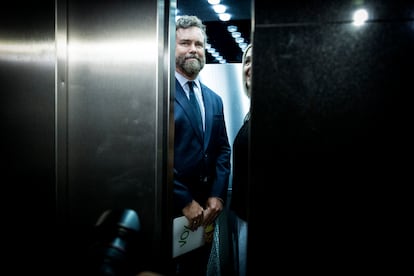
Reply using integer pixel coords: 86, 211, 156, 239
242, 44, 252, 64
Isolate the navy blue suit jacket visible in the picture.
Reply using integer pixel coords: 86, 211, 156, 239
173, 78, 231, 216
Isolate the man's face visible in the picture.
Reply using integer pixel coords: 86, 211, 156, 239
175, 26, 205, 78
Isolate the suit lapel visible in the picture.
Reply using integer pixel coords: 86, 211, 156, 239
201, 85, 212, 150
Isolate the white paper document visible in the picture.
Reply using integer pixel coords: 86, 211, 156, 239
172, 216, 205, 258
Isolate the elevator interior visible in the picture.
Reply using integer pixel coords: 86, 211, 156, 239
1, 0, 413, 275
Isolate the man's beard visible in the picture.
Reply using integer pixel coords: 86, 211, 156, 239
178, 56, 205, 77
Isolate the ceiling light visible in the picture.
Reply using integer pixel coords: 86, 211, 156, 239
207, 47, 216, 53
353, 8, 369, 26
231, 31, 241, 38
208, 0, 220, 5
239, 42, 248, 50
212, 4, 226, 14
235, 37, 244, 43
227, 25, 237, 32
218, 13, 231, 21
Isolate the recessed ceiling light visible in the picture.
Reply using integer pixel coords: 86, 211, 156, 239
227, 25, 237, 32
231, 31, 241, 38
218, 13, 231, 21
212, 4, 226, 14
208, 0, 221, 5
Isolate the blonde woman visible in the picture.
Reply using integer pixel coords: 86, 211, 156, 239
229, 44, 252, 276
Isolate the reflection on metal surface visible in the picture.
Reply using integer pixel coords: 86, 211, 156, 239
1, 0, 175, 273
68, 40, 157, 64
0, 40, 55, 62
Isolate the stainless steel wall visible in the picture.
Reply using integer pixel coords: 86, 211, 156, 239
1, 2, 57, 273
1, 0, 175, 274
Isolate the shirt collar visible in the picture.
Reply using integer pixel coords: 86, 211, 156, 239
175, 71, 200, 90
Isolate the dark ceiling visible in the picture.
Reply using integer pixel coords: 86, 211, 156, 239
176, 0, 253, 63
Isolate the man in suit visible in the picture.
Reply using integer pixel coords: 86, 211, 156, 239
173, 15, 231, 276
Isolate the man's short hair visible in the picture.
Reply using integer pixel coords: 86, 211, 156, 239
176, 15, 207, 42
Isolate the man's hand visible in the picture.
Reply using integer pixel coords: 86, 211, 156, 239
202, 197, 223, 226
182, 200, 204, 231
